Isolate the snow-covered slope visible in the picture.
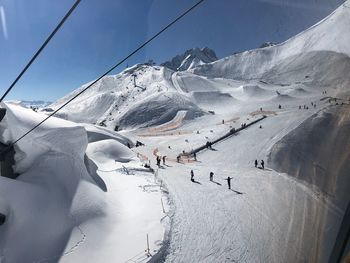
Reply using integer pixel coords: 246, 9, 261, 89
268, 105, 350, 210
161, 47, 218, 71
49, 64, 206, 130
192, 1, 350, 86
0, 104, 166, 262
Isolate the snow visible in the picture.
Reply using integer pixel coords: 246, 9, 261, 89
0, 104, 166, 262
1, 1, 350, 262
5, 100, 52, 109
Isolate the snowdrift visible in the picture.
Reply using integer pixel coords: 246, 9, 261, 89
0, 103, 107, 262
86, 139, 135, 167
268, 105, 350, 210
0, 103, 87, 173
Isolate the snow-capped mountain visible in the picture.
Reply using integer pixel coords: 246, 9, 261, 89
50, 0, 350, 132
161, 47, 218, 71
259, 41, 276, 48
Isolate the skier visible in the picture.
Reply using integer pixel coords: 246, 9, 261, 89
209, 172, 214, 181
225, 176, 233, 189
156, 156, 161, 167
254, 160, 258, 168
193, 152, 197, 161
162, 156, 166, 165
222, 119, 225, 124
278, 104, 282, 109
299, 105, 301, 110
177, 155, 180, 163
261, 160, 265, 169
191, 170, 194, 182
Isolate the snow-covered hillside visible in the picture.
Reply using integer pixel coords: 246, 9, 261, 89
0, 103, 166, 262
6, 100, 52, 109
161, 47, 218, 71
192, 1, 350, 85
1, 1, 350, 262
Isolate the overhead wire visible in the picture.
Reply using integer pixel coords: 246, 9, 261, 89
1, 0, 206, 153
0, 0, 81, 102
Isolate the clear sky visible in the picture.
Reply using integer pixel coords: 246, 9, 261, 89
0, 0, 344, 101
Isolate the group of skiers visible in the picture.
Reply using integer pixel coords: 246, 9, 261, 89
156, 155, 167, 167
190, 170, 233, 189
299, 102, 317, 110
188, 159, 266, 189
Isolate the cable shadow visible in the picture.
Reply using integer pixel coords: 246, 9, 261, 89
210, 180, 222, 186
191, 180, 201, 185
230, 189, 244, 195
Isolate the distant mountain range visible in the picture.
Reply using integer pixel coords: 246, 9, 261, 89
161, 47, 218, 71
6, 100, 52, 109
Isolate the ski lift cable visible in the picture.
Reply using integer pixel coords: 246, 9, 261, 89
1, 0, 206, 152
0, 0, 82, 102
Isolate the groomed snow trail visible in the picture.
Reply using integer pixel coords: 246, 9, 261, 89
135, 101, 344, 263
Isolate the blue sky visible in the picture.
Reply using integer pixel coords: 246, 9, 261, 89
0, 0, 344, 101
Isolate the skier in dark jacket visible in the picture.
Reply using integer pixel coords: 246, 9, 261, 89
261, 160, 265, 169
162, 156, 166, 165
209, 172, 214, 181
191, 170, 194, 182
254, 160, 258, 168
225, 177, 233, 189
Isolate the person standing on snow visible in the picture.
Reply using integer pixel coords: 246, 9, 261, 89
254, 160, 258, 168
191, 170, 194, 182
225, 176, 233, 189
209, 172, 214, 181
162, 156, 166, 165
261, 160, 265, 169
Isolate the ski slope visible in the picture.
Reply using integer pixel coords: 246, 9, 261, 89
133, 100, 347, 262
